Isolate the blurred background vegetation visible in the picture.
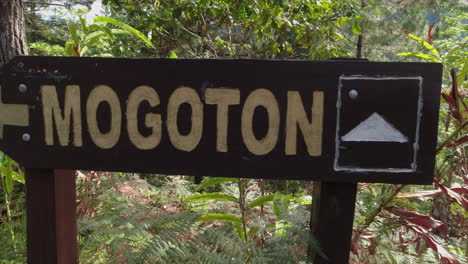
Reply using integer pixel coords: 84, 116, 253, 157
0, 0, 467, 263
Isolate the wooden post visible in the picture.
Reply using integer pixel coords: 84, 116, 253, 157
310, 181, 357, 264
25, 169, 78, 264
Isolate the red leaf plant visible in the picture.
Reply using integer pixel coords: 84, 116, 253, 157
397, 185, 468, 198
385, 206, 461, 264
409, 224, 461, 264
361, 232, 376, 255
434, 178, 468, 209
446, 135, 468, 148
385, 206, 448, 236
442, 69, 467, 130
428, 23, 435, 44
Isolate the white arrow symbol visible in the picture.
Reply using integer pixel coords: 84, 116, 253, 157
0, 85, 29, 139
342, 112, 408, 143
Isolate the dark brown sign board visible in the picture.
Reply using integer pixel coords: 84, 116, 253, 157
0, 56, 442, 184
0, 56, 443, 264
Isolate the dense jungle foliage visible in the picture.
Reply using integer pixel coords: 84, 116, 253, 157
0, 0, 467, 263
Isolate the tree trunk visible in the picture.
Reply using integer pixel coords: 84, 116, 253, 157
356, 34, 363, 59
0, 0, 28, 69
356, 0, 365, 59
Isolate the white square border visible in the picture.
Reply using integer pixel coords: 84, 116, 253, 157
333, 75, 423, 173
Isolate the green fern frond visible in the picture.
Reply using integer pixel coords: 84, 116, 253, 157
185, 193, 238, 203
249, 194, 275, 209
199, 213, 242, 223
197, 177, 239, 191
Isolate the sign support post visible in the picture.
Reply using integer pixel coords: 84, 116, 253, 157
310, 181, 357, 263
25, 169, 78, 264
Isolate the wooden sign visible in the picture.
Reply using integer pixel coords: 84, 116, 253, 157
0, 56, 442, 184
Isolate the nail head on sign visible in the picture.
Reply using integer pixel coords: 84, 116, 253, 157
349, 89, 358, 100
22, 133, 31, 142
18, 84, 27, 93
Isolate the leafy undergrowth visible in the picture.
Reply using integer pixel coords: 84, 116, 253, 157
76, 173, 321, 264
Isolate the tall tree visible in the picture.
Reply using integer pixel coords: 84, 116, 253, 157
103, 0, 357, 59
0, 0, 28, 68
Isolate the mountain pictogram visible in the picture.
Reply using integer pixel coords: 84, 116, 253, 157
341, 112, 408, 143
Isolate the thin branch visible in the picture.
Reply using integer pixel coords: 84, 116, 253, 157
436, 120, 468, 153
352, 185, 406, 247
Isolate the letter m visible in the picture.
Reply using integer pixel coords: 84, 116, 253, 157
41, 85, 82, 146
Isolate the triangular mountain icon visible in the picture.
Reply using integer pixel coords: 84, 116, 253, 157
342, 113, 408, 143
